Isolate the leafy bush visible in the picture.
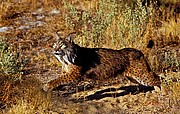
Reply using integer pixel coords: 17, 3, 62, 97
63, 0, 153, 49
0, 39, 22, 81
63, 0, 118, 47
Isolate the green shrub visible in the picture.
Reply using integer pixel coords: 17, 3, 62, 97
0, 38, 22, 81
62, 0, 153, 49
63, 0, 118, 47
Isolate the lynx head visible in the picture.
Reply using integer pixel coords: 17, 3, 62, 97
53, 32, 80, 65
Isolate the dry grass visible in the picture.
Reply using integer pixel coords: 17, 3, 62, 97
161, 0, 179, 4
0, 0, 179, 113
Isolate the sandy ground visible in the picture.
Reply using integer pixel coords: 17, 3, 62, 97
0, 1, 179, 114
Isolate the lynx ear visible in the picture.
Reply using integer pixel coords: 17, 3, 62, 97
66, 34, 72, 42
66, 32, 76, 43
55, 31, 63, 41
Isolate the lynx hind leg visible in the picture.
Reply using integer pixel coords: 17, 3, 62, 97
126, 57, 161, 87
43, 64, 81, 91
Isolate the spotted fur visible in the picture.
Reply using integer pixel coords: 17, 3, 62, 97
43, 32, 161, 91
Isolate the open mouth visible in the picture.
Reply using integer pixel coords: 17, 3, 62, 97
52, 51, 65, 56
52, 51, 72, 65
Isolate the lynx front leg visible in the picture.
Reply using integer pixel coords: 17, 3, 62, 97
43, 64, 81, 91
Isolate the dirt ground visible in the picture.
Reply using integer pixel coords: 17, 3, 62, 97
0, 1, 180, 114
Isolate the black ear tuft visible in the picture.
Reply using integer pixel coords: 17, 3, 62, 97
55, 31, 63, 41
147, 40, 154, 48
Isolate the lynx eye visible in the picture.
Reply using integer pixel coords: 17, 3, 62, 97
60, 44, 66, 49
53, 43, 57, 49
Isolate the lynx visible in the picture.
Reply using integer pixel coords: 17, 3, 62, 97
43, 32, 161, 92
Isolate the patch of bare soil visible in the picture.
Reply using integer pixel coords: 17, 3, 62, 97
0, 1, 179, 114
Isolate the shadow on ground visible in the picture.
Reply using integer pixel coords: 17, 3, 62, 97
68, 85, 154, 102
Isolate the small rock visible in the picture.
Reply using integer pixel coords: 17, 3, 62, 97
49, 9, 60, 15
